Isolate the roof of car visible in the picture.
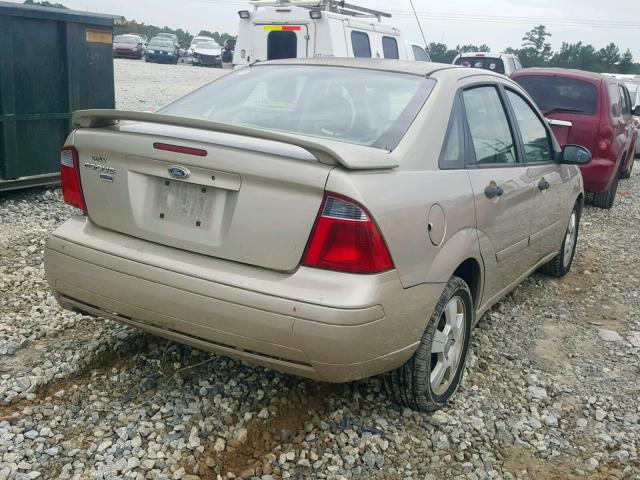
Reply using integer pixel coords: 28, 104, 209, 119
255, 58, 467, 77
511, 67, 608, 82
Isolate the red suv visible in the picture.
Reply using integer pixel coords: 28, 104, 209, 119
512, 69, 637, 208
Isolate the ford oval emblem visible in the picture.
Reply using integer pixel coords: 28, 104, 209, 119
168, 165, 191, 180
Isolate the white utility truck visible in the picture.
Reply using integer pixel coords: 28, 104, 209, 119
233, 0, 431, 66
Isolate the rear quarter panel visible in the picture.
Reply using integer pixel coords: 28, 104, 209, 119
325, 73, 481, 289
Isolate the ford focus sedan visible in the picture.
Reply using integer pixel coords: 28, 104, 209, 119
44, 59, 591, 411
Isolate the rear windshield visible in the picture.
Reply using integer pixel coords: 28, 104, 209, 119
513, 75, 598, 115
115, 36, 139, 44
455, 57, 505, 74
625, 82, 640, 107
161, 65, 435, 151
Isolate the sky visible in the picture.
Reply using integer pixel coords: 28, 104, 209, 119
6, 0, 640, 58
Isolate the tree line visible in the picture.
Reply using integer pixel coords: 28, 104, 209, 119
428, 25, 640, 74
22, 1, 235, 47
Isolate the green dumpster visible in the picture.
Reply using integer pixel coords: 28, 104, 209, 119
0, 1, 121, 191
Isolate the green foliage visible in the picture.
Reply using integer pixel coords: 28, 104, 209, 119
114, 21, 194, 45
23, 0, 68, 8
521, 25, 552, 63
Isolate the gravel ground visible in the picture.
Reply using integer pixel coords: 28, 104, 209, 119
1, 59, 639, 480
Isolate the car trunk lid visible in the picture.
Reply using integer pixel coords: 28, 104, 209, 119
70, 111, 397, 272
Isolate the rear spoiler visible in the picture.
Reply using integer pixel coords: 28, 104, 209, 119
72, 110, 399, 170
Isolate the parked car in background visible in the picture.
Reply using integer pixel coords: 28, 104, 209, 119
234, 1, 414, 66
130, 33, 148, 45
454, 52, 522, 76
47, 58, 591, 411
192, 41, 223, 67
112, 34, 145, 59
146, 37, 179, 64
222, 37, 236, 63
407, 42, 432, 62
189, 35, 216, 56
625, 79, 640, 157
513, 69, 637, 208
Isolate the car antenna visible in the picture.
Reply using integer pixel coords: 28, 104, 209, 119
408, 0, 427, 47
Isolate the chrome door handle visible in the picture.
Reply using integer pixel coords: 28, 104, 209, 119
484, 183, 504, 199
538, 179, 550, 191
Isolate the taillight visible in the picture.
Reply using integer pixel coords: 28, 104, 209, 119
597, 139, 611, 151
303, 193, 394, 274
60, 146, 86, 212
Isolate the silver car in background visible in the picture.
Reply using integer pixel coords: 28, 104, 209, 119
44, 59, 591, 411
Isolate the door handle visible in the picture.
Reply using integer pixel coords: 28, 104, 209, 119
484, 183, 504, 199
538, 179, 550, 191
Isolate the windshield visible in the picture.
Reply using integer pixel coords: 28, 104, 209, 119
455, 56, 505, 74
115, 36, 139, 45
513, 75, 598, 115
192, 38, 213, 46
161, 65, 434, 150
149, 39, 173, 48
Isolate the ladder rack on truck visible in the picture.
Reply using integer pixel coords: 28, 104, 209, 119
249, 0, 392, 22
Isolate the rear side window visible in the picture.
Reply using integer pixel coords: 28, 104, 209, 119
514, 75, 598, 115
455, 57, 505, 74
382, 36, 399, 59
267, 31, 297, 60
508, 58, 516, 73
412, 45, 430, 62
439, 97, 465, 169
506, 90, 553, 163
351, 31, 371, 58
608, 84, 622, 117
462, 86, 517, 165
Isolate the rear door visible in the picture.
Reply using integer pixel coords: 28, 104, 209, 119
253, 24, 310, 61
461, 84, 535, 301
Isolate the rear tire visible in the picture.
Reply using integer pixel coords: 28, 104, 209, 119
386, 276, 473, 412
542, 202, 580, 277
592, 174, 619, 209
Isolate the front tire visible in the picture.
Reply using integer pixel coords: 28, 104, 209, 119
386, 276, 473, 411
542, 202, 580, 277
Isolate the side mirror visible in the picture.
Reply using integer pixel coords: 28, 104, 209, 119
560, 145, 592, 165
634, 105, 640, 116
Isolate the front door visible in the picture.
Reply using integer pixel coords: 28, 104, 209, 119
461, 84, 535, 303
502, 88, 571, 262
252, 24, 309, 62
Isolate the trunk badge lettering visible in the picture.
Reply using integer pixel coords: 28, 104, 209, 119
168, 166, 191, 180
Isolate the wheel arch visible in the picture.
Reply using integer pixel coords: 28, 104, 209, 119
452, 257, 483, 308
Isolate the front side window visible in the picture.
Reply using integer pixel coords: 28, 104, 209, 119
161, 65, 435, 151
351, 31, 371, 58
506, 90, 553, 163
619, 85, 631, 116
382, 36, 399, 59
462, 86, 517, 165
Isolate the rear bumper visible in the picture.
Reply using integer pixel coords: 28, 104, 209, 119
580, 157, 618, 193
44, 217, 442, 382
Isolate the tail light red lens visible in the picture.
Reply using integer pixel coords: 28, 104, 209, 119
597, 139, 611, 151
60, 146, 86, 212
303, 193, 394, 274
